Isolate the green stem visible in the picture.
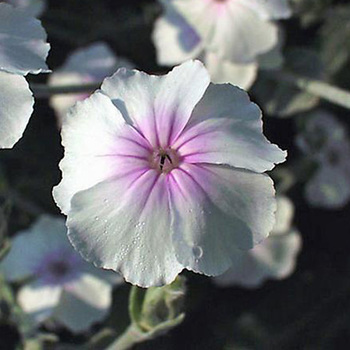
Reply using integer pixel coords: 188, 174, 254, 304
106, 324, 147, 350
30, 82, 101, 98
266, 70, 350, 110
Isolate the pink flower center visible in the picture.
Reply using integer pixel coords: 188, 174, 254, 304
47, 260, 70, 278
150, 147, 180, 174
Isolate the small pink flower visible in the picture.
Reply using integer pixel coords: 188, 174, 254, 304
0, 215, 122, 332
54, 60, 286, 287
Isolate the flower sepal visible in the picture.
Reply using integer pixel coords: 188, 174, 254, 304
107, 277, 186, 349
130, 276, 186, 336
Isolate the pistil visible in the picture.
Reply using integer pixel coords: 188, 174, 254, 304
150, 147, 180, 173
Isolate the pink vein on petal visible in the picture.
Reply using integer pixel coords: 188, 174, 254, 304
118, 135, 153, 152
173, 128, 215, 152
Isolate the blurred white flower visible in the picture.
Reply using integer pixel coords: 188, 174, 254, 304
1, 215, 122, 332
296, 110, 346, 158
214, 196, 302, 288
2, 0, 46, 17
0, 3, 50, 149
49, 42, 134, 125
53, 60, 286, 287
152, 0, 289, 89
305, 140, 350, 209
297, 110, 350, 208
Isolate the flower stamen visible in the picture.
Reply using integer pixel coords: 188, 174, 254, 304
151, 147, 180, 174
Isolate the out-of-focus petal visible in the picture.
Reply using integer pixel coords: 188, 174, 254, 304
4, 0, 46, 17
152, 10, 202, 65
67, 171, 183, 287
296, 110, 347, 158
169, 164, 277, 276
82, 263, 124, 286
173, 83, 286, 173
204, 51, 258, 89
0, 3, 50, 75
273, 196, 294, 235
54, 273, 112, 332
0, 215, 68, 281
0, 72, 33, 149
257, 28, 285, 70
56, 42, 131, 77
101, 60, 210, 147
237, 0, 292, 20
305, 165, 350, 209
48, 73, 90, 124
17, 281, 62, 322
173, 0, 278, 63
49, 42, 133, 123
214, 229, 301, 288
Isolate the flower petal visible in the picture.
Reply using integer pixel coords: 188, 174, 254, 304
57, 42, 132, 78
296, 110, 347, 158
49, 42, 134, 123
17, 281, 62, 322
0, 72, 33, 149
237, 0, 292, 20
0, 3, 50, 75
67, 170, 183, 287
7, 0, 46, 17
173, 83, 286, 173
257, 28, 285, 70
214, 229, 301, 288
168, 163, 277, 276
204, 51, 258, 89
54, 273, 112, 332
152, 10, 202, 66
0, 215, 68, 281
48, 72, 91, 125
173, 0, 278, 62
53, 91, 149, 214
101, 60, 210, 147
81, 263, 124, 286
305, 165, 350, 209
273, 196, 294, 235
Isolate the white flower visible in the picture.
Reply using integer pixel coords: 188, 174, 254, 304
305, 140, 350, 209
1, 215, 122, 332
296, 110, 346, 158
214, 196, 302, 288
152, 0, 289, 89
53, 60, 286, 287
49, 42, 134, 124
297, 110, 350, 208
2, 0, 46, 17
0, 3, 49, 149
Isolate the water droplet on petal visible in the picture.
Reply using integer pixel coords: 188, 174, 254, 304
192, 246, 203, 259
